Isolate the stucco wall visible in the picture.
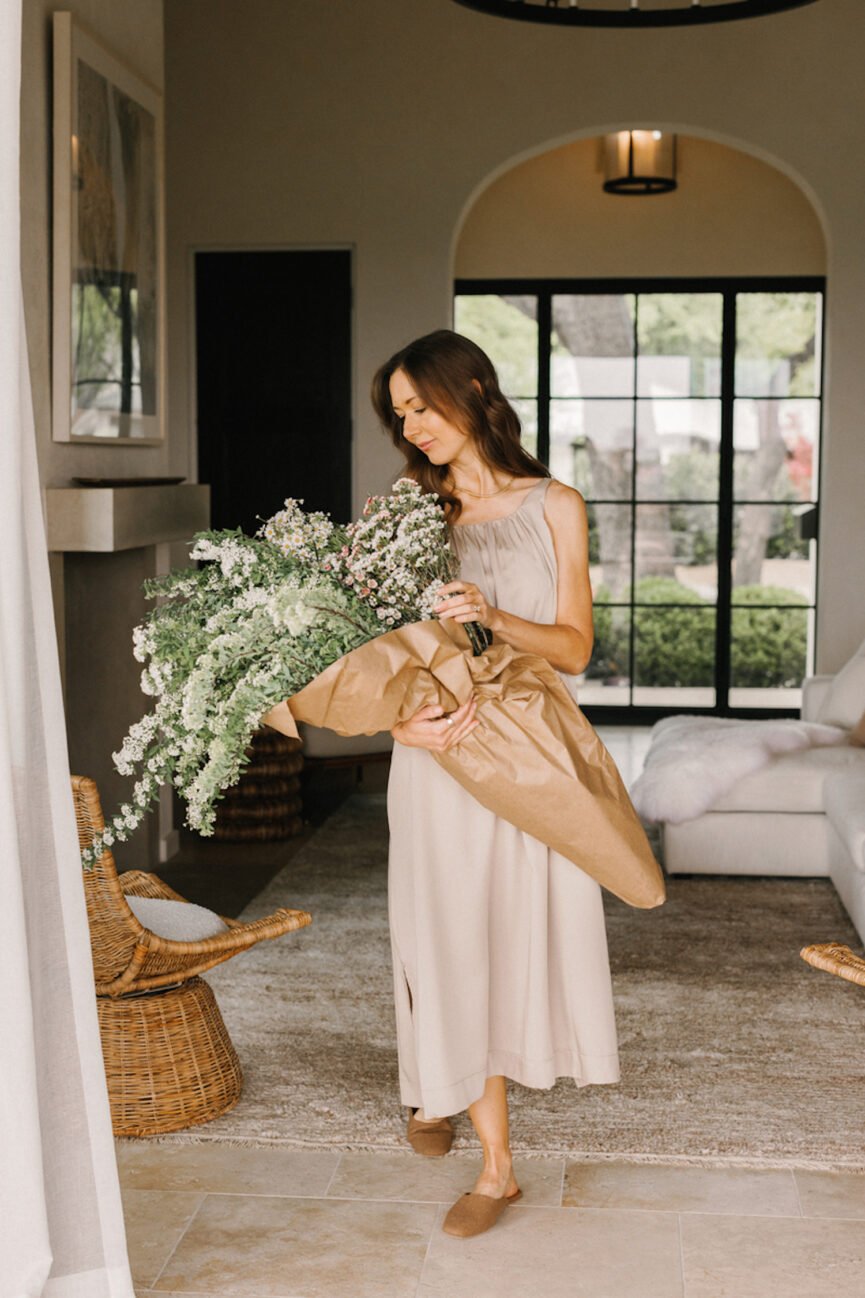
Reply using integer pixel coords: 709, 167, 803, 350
455, 134, 825, 279
163, 0, 863, 672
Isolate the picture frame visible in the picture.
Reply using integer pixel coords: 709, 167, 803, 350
52, 13, 166, 444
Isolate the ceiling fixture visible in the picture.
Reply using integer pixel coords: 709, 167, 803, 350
603, 130, 676, 194
451, 1, 818, 28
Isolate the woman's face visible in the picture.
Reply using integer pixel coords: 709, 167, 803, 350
389, 367, 471, 466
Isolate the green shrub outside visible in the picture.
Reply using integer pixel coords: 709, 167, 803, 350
589, 578, 807, 689
632, 577, 714, 687
730, 584, 808, 687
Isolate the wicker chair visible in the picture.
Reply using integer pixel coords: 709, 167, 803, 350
72, 775, 312, 1135
800, 942, 865, 987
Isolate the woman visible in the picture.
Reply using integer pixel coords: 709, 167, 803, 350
370, 329, 619, 1238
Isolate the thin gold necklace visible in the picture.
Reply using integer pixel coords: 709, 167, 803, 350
452, 475, 515, 499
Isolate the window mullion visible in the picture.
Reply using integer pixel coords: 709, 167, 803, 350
538, 293, 551, 465
629, 294, 639, 709
716, 291, 737, 714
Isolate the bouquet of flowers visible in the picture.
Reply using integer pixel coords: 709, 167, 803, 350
82, 479, 479, 866
83, 478, 665, 911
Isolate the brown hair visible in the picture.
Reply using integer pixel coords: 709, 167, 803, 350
370, 328, 549, 522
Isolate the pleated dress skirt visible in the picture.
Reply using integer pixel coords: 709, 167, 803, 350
385, 477, 620, 1120
387, 744, 621, 1118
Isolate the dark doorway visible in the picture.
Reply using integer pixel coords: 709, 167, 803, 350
195, 249, 352, 531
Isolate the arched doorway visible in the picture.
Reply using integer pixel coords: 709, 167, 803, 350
451, 133, 827, 719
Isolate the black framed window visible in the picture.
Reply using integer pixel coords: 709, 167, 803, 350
454, 278, 824, 720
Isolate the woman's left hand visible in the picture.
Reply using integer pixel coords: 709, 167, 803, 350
434, 580, 498, 630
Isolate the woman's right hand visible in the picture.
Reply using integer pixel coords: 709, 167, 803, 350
391, 695, 479, 751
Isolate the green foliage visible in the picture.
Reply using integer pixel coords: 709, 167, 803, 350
590, 578, 714, 686
589, 579, 808, 690
735, 293, 820, 396
636, 293, 723, 396
763, 502, 808, 560
631, 578, 714, 687
588, 595, 627, 679
730, 585, 808, 688
586, 500, 601, 565
453, 295, 538, 397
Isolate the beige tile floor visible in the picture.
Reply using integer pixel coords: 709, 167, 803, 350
120, 1140, 865, 1298
124, 728, 865, 1296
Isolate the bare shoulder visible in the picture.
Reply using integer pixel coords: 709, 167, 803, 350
544, 478, 588, 524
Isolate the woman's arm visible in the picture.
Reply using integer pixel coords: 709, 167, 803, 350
435, 481, 594, 676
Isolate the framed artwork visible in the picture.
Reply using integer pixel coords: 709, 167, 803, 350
52, 13, 165, 443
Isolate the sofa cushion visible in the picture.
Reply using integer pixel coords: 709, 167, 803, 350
816, 637, 865, 729
710, 744, 865, 814
851, 708, 865, 748
124, 895, 228, 942
823, 773, 865, 872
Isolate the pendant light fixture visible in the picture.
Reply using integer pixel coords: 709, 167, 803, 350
451, 1, 818, 28
603, 130, 677, 195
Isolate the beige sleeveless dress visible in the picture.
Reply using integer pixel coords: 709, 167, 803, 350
386, 477, 620, 1119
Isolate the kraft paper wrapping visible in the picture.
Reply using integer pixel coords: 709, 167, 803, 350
263, 621, 666, 909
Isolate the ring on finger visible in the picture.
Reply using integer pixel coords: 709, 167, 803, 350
445, 716, 454, 727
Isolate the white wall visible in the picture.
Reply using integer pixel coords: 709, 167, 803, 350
158, 0, 863, 671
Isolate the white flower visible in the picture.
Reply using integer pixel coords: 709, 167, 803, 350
267, 586, 319, 636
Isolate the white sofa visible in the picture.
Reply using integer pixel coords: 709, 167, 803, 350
661, 671, 865, 944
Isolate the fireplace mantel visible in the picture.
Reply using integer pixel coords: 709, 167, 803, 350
45, 483, 210, 552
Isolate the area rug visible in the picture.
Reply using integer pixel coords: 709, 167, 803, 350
165, 794, 865, 1169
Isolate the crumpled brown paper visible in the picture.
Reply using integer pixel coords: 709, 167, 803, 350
263, 620, 666, 909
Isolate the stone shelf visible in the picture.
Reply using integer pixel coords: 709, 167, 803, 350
45, 483, 211, 552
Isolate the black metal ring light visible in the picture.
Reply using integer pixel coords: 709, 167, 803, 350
451, 1, 818, 28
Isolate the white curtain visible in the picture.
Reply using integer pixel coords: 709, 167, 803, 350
0, 3, 134, 1295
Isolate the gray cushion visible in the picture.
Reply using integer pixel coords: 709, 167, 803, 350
124, 894, 228, 942
824, 773, 865, 872
817, 638, 865, 729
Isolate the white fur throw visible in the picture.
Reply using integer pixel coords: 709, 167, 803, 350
630, 715, 849, 825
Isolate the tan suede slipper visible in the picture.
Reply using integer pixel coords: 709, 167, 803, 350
442, 1188, 523, 1237
407, 1110, 454, 1157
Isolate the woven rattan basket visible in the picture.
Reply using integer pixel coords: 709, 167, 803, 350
73, 774, 312, 1135
213, 729, 305, 841
98, 977, 242, 1136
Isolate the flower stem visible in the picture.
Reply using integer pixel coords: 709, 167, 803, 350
464, 620, 492, 656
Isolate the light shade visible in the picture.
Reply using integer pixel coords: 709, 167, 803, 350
603, 130, 677, 195
451, 1, 819, 28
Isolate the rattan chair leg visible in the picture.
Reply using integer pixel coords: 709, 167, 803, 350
97, 977, 243, 1136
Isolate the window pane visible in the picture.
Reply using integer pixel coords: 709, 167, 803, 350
634, 503, 717, 595
633, 605, 716, 707
510, 398, 538, 460
675, 504, 718, 600
636, 399, 721, 499
735, 292, 822, 397
551, 398, 633, 498
730, 605, 809, 695
580, 604, 630, 708
733, 398, 820, 502
551, 294, 635, 397
453, 294, 538, 396
732, 504, 814, 603
636, 293, 722, 398
588, 502, 631, 602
